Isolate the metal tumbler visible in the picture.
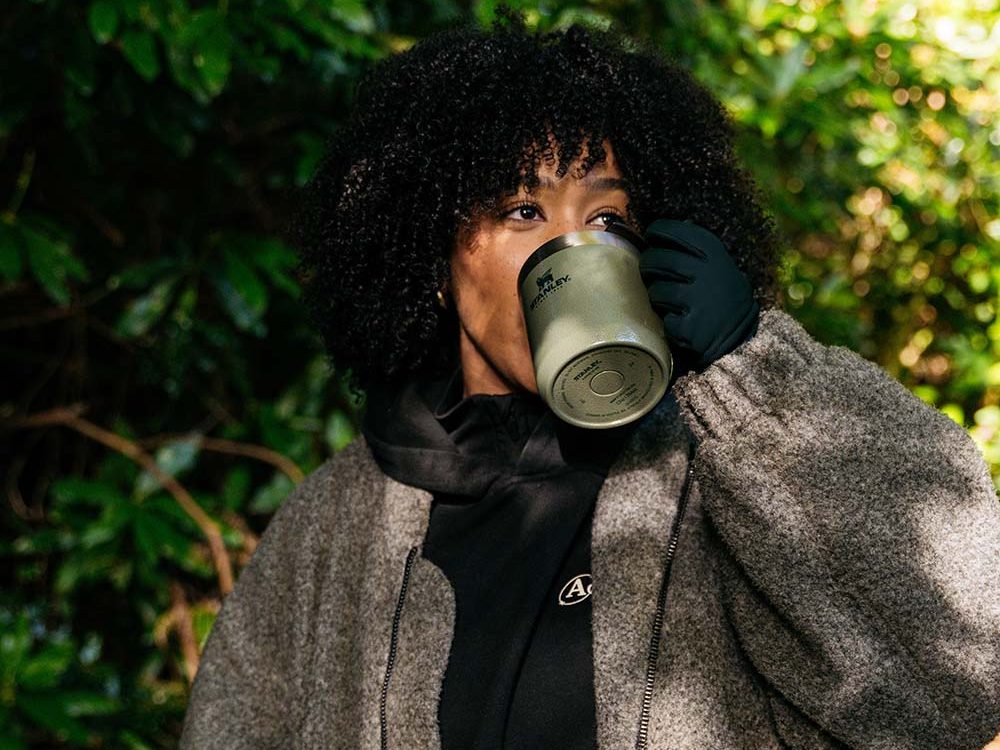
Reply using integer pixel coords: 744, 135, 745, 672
517, 223, 672, 429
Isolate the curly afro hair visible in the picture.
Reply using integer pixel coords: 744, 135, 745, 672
289, 6, 784, 394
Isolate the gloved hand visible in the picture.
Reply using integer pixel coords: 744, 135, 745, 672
638, 219, 761, 384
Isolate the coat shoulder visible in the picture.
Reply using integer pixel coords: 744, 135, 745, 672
273, 435, 386, 532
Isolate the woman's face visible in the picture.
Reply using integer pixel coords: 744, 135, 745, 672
449, 139, 632, 397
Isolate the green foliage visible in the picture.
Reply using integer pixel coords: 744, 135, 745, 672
1, 607, 121, 748
2, 0, 379, 743
1, 0, 997, 745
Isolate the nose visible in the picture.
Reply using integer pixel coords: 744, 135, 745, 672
536, 216, 592, 247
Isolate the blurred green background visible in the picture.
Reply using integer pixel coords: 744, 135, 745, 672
1, 0, 998, 745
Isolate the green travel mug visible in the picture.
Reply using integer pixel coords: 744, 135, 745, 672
517, 223, 673, 429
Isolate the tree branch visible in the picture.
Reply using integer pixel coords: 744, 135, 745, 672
4, 404, 235, 594
138, 432, 305, 483
170, 580, 200, 683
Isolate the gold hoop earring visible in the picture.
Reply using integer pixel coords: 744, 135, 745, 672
436, 289, 448, 309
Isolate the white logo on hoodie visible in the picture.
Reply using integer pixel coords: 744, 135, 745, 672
558, 573, 592, 606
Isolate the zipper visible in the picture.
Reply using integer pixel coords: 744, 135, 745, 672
634, 439, 697, 750
380, 544, 419, 750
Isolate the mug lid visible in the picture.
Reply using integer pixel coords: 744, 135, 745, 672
603, 221, 647, 251
516, 224, 646, 290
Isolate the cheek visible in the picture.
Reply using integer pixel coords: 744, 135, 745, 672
452, 247, 527, 337
464, 264, 523, 337
451, 236, 539, 390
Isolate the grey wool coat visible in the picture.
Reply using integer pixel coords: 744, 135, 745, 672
179, 307, 1000, 749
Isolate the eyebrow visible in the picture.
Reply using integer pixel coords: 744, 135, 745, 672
528, 176, 628, 193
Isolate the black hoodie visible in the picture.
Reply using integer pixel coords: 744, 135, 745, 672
362, 362, 639, 750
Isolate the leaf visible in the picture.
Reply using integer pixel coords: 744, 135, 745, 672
54, 557, 83, 595
19, 640, 74, 690
142, 494, 197, 532
57, 549, 122, 593
131, 514, 162, 565
21, 224, 88, 306
121, 30, 161, 81
195, 21, 233, 96
133, 508, 192, 564
245, 236, 300, 298
60, 690, 120, 717
211, 247, 269, 333
248, 471, 295, 514
294, 132, 326, 188
64, 41, 98, 97
17, 692, 98, 744
117, 0, 143, 23
166, 8, 232, 98
0, 612, 31, 680
114, 275, 179, 338
190, 606, 218, 650
115, 257, 178, 289
15, 688, 115, 732
475, 0, 499, 27
11, 529, 62, 555
172, 7, 219, 47
119, 730, 155, 750
79, 524, 118, 549
163, 36, 201, 96
88, 0, 119, 44
325, 411, 355, 452
135, 435, 201, 500
221, 465, 251, 512
270, 24, 310, 62
329, 0, 375, 34
806, 58, 862, 94
552, 8, 612, 31
152, 515, 193, 559
773, 39, 809, 100
224, 249, 268, 314
110, 559, 133, 590
170, 282, 198, 327
50, 478, 126, 508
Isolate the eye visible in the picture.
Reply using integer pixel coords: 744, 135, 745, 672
502, 201, 542, 221
500, 202, 628, 226
593, 210, 626, 227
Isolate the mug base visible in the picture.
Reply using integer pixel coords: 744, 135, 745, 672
548, 344, 669, 429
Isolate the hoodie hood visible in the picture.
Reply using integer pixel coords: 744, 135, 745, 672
361, 362, 637, 499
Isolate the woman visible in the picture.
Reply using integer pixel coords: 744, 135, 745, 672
179, 8, 1000, 749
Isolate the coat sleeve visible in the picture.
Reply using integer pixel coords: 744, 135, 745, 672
178, 460, 334, 749
670, 307, 1000, 750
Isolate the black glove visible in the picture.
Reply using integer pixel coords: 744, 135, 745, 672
638, 219, 760, 384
